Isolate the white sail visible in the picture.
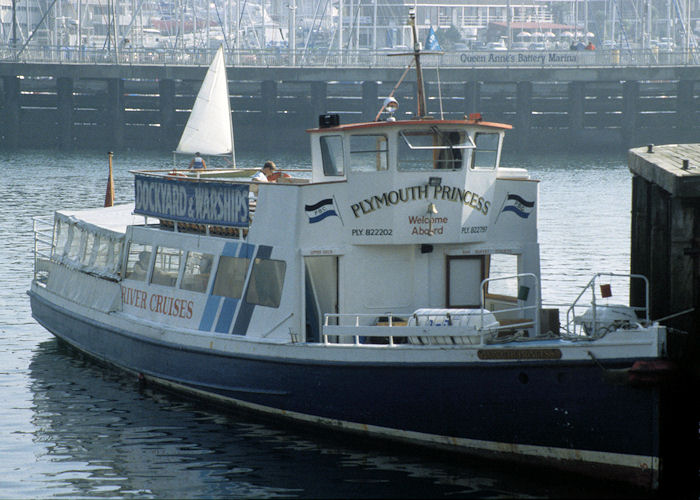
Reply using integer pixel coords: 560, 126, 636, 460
176, 46, 234, 159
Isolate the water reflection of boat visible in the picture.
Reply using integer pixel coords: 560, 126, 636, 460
29, 11, 670, 490
28, 339, 548, 498
25, 340, 318, 498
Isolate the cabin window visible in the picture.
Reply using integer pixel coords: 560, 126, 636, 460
95, 236, 116, 269
472, 132, 499, 169
320, 135, 344, 176
66, 224, 84, 262
212, 256, 250, 299
53, 219, 69, 258
125, 243, 153, 281
246, 258, 286, 308
349, 134, 388, 172
398, 129, 473, 171
81, 232, 96, 267
181, 251, 214, 293
152, 246, 182, 287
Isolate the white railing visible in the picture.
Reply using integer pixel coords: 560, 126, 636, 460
32, 216, 54, 283
322, 312, 497, 346
321, 294, 543, 347
564, 273, 650, 337
480, 272, 540, 335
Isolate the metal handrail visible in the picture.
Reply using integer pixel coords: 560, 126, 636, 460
564, 273, 650, 337
32, 216, 55, 282
480, 272, 541, 335
322, 311, 498, 346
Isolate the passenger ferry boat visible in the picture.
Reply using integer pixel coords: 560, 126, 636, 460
29, 13, 668, 490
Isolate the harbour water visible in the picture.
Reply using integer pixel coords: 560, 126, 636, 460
1, 149, 652, 498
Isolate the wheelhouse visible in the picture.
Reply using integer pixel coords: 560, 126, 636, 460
309, 118, 511, 182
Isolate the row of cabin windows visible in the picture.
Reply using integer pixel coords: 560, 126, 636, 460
125, 243, 286, 308
53, 219, 123, 277
320, 131, 499, 176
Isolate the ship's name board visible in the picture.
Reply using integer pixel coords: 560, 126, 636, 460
134, 175, 249, 227
350, 184, 490, 218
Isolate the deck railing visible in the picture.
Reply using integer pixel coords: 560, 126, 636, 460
322, 312, 496, 346
564, 273, 650, 337
32, 216, 55, 284
320, 300, 549, 346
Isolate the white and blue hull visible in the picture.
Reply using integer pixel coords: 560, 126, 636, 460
29, 285, 662, 488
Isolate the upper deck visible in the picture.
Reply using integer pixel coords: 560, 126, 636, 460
128, 115, 537, 250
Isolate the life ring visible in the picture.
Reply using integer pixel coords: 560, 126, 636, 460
168, 169, 187, 178
267, 171, 292, 182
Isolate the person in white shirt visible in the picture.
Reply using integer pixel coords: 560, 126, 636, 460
252, 161, 277, 182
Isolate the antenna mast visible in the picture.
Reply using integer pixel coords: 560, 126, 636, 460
409, 10, 426, 118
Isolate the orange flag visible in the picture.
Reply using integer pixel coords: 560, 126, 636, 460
105, 151, 115, 207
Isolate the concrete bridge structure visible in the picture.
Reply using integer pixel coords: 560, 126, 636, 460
0, 60, 698, 153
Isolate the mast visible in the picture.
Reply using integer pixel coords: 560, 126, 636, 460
11, 0, 17, 58
409, 10, 426, 118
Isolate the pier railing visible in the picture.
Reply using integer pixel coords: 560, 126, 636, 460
1, 46, 698, 68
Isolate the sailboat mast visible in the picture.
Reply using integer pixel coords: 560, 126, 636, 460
223, 47, 236, 168
409, 11, 426, 118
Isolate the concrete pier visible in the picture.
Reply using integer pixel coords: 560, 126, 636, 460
629, 143, 700, 499
2, 76, 20, 149
0, 63, 697, 152
629, 143, 700, 367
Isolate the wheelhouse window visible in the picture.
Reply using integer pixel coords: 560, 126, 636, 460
320, 135, 344, 176
246, 258, 286, 308
349, 134, 388, 172
472, 132, 500, 169
151, 246, 182, 287
125, 243, 153, 281
212, 256, 250, 299
398, 128, 474, 171
181, 251, 214, 293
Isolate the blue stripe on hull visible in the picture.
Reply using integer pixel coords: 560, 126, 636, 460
231, 245, 272, 335
199, 296, 221, 331
214, 298, 238, 333
30, 291, 660, 484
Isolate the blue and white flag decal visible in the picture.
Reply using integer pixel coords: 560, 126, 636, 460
501, 194, 534, 218
305, 198, 339, 223
425, 27, 441, 51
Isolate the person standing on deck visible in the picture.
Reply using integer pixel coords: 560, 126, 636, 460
189, 152, 206, 170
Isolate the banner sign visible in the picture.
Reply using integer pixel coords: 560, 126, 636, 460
134, 174, 250, 227
458, 51, 584, 66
